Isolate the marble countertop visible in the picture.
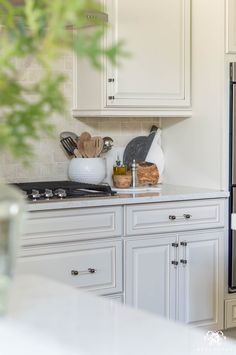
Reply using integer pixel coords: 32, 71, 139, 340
26, 184, 229, 211
3, 275, 235, 355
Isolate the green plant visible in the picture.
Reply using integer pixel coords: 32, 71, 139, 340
0, 0, 120, 161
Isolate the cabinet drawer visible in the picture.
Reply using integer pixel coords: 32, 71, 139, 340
125, 199, 225, 236
17, 239, 122, 295
23, 206, 122, 245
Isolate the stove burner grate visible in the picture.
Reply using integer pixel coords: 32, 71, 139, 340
12, 180, 115, 201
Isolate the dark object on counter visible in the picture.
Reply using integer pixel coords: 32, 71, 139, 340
123, 125, 158, 167
12, 180, 116, 202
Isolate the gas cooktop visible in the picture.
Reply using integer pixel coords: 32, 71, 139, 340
13, 181, 115, 202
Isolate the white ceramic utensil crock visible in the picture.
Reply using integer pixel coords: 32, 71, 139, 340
68, 157, 106, 184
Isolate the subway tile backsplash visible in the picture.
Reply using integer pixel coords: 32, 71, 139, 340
0, 53, 159, 183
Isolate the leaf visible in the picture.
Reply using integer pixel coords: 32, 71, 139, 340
0, 0, 124, 162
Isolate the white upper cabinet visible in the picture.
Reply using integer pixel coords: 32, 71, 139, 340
73, 0, 191, 117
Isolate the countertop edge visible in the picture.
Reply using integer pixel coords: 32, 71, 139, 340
25, 186, 229, 212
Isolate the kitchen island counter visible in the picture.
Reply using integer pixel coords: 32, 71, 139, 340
26, 184, 229, 211
5, 275, 236, 355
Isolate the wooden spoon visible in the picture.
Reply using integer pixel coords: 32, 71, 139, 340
78, 131, 91, 157
80, 131, 91, 142
93, 136, 104, 157
84, 140, 96, 158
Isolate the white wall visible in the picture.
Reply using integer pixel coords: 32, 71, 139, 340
161, 0, 226, 190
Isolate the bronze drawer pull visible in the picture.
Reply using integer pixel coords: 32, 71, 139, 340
71, 268, 96, 276
169, 214, 192, 221
184, 214, 192, 219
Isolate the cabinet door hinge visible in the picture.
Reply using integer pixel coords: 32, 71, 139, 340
108, 96, 115, 100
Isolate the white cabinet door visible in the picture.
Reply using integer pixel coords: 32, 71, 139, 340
105, 0, 191, 109
73, 0, 191, 117
178, 230, 224, 330
125, 235, 177, 320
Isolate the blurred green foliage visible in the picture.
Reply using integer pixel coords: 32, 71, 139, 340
0, 0, 120, 161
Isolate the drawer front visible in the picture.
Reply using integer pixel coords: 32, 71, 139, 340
23, 206, 122, 245
125, 199, 225, 236
17, 239, 122, 295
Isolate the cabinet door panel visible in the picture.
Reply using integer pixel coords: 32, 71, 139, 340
125, 235, 177, 320
178, 231, 224, 330
105, 0, 190, 108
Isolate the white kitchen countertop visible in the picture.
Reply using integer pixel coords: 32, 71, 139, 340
3, 275, 235, 355
26, 184, 229, 211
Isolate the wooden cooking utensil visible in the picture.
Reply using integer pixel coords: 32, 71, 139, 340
78, 131, 91, 158
73, 148, 82, 158
93, 136, 104, 157
83, 140, 96, 158
80, 131, 91, 143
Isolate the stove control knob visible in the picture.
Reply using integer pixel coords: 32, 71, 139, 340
44, 189, 54, 199
31, 189, 41, 200
54, 188, 67, 199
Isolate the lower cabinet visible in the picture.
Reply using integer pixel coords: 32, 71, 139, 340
19, 198, 226, 330
178, 231, 224, 330
125, 235, 177, 320
17, 239, 122, 296
125, 229, 224, 330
